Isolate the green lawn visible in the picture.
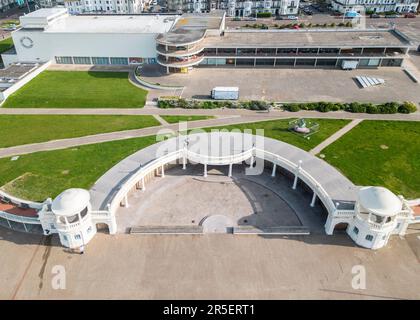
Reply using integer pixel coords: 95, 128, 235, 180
2, 71, 148, 108
161, 115, 214, 123
0, 115, 160, 148
321, 120, 420, 198
0, 136, 157, 201
0, 118, 350, 201
0, 37, 13, 54
201, 118, 351, 151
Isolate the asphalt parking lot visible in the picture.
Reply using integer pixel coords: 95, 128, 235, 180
145, 67, 420, 103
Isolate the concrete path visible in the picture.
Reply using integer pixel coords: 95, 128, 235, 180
1, 108, 419, 121
152, 114, 169, 125
309, 119, 364, 155
0, 115, 283, 158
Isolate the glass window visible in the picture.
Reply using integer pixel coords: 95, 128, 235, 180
217, 48, 236, 55
256, 48, 276, 55
295, 59, 316, 66
235, 58, 255, 66
365, 234, 373, 241
92, 57, 110, 65
67, 214, 79, 224
276, 48, 296, 55
381, 58, 402, 67
237, 48, 256, 56
316, 59, 337, 66
110, 57, 128, 65
203, 48, 217, 55
319, 48, 340, 55
80, 207, 88, 218
275, 58, 295, 66
206, 58, 218, 65
256, 58, 275, 66
297, 48, 318, 55
75, 234, 81, 240
55, 56, 73, 64
73, 56, 91, 64
353, 227, 359, 235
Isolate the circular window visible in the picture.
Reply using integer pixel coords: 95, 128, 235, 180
20, 36, 34, 49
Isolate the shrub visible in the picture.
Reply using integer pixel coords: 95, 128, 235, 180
398, 101, 417, 114
256, 12, 272, 18
346, 102, 366, 113
366, 104, 379, 114
282, 103, 300, 112
378, 102, 399, 114
299, 23, 305, 28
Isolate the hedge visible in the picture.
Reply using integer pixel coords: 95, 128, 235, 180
158, 99, 417, 114
158, 98, 272, 110
282, 101, 417, 114
256, 12, 272, 18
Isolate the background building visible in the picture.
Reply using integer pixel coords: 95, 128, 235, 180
0, 0, 18, 13
330, 0, 419, 14
64, 0, 147, 14
167, 0, 299, 16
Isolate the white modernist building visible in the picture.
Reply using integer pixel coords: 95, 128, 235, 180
6, 8, 176, 67
64, 0, 146, 14
330, 0, 419, 14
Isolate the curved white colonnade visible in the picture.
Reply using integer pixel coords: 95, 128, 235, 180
100, 132, 345, 234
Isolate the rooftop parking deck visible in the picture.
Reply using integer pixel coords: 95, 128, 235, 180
202, 29, 411, 48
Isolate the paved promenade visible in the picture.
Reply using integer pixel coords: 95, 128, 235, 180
1, 107, 420, 120
2, 228, 419, 299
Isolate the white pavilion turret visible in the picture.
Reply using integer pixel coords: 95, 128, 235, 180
347, 186, 412, 249
51, 188, 97, 249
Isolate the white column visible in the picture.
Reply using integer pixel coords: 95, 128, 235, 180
142, 177, 146, 192
204, 164, 208, 177
292, 160, 302, 190
310, 192, 317, 207
124, 195, 129, 208
228, 163, 233, 177
249, 156, 254, 168
182, 155, 187, 170
161, 165, 165, 178
271, 163, 277, 177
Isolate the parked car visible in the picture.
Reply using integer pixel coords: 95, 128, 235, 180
370, 14, 381, 18
385, 14, 398, 18
276, 15, 297, 20
404, 13, 416, 18
2, 24, 17, 31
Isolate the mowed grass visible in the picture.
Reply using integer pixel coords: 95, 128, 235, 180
201, 118, 351, 151
0, 136, 157, 201
321, 121, 420, 198
161, 115, 214, 123
0, 115, 160, 148
2, 71, 148, 108
0, 37, 13, 54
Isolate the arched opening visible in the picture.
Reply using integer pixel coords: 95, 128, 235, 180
96, 223, 110, 234
333, 222, 349, 234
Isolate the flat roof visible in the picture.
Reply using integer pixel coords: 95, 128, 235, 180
44, 15, 177, 34
202, 29, 410, 48
22, 7, 67, 18
157, 11, 225, 45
